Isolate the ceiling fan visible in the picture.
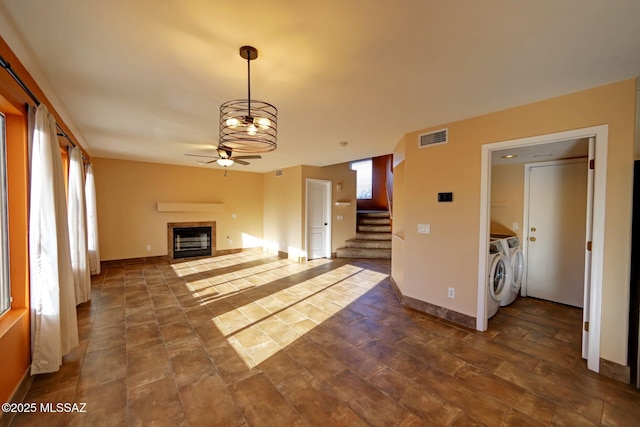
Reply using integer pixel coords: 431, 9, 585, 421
185, 147, 262, 167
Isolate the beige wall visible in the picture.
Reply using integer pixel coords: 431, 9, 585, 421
491, 163, 525, 239
96, 157, 358, 264
93, 158, 264, 260
262, 166, 303, 259
636, 81, 640, 159
393, 79, 637, 365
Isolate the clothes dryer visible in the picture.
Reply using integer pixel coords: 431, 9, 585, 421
500, 236, 524, 306
488, 240, 512, 318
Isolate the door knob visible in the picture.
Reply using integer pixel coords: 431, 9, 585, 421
529, 237, 536, 242
530, 227, 536, 232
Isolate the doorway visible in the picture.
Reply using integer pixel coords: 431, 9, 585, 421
306, 179, 332, 260
478, 125, 608, 373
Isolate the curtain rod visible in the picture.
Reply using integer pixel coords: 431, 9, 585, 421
0, 54, 87, 160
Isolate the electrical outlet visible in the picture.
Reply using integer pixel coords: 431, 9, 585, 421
448, 287, 455, 299
512, 222, 519, 230
228, 239, 233, 245
146, 244, 151, 252
418, 224, 431, 234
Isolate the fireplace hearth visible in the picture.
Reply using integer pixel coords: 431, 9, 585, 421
167, 222, 216, 259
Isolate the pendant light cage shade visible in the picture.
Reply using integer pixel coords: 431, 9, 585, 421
219, 99, 278, 153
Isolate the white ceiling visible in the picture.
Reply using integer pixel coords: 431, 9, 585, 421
1, 1, 639, 173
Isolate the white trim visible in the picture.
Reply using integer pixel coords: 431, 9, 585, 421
478, 125, 608, 373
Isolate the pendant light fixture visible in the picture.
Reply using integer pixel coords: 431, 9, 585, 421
219, 46, 278, 153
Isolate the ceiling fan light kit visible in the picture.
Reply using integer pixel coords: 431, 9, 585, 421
219, 46, 278, 154
184, 145, 262, 167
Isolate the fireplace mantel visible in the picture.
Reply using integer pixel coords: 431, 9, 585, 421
158, 203, 224, 213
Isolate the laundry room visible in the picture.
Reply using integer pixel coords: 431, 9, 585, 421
488, 138, 590, 319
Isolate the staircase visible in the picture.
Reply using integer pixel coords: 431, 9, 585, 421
336, 210, 392, 259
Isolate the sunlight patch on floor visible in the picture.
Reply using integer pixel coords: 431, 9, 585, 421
171, 252, 387, 368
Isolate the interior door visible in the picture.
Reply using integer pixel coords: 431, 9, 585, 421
307, 179, 331, 260
525, 159, 588, 307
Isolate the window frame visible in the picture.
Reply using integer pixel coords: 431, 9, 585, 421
0, 112, 10, 316
350, 158, 373, 200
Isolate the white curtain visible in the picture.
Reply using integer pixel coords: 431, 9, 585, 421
29, 104, 79, 375
68, 146, 91, 303
85, 164, 101, 275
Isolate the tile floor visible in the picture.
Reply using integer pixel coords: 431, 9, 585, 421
7, 250, 640, 426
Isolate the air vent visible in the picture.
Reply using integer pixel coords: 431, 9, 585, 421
275, 169, 283, 176
419, 128, 448, 148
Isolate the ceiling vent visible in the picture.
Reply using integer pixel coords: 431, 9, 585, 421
418, 128, 448, 148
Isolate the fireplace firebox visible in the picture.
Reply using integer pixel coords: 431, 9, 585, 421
167, 222, 216, 259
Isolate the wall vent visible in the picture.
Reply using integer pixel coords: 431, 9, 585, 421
419, 128, 448, 148
275, 169, 283, 176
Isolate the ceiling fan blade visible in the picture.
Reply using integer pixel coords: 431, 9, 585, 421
205, 159, 218, 164
234, 159, 250, 166
185, 153, 218, 159
232, 155, 262, 160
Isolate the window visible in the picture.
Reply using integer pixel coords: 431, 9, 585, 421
0, 113, 9, 316
351, 159, 373, 200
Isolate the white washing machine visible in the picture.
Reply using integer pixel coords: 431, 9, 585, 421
490, 235, 510, 257
500, 236, 524, 306
488, 240, 512, 318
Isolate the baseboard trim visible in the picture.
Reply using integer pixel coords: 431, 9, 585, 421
389, 277, 476, 329
0, 367, 33, 427
100, 247, 265, 268
600, 358, 631, 384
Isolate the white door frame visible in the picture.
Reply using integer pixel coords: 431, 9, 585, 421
305, 179, 332, 260
477, 125, 608, 373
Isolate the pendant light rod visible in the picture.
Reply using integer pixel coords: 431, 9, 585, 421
247, 49, 251, 115
240, 46, 258, 116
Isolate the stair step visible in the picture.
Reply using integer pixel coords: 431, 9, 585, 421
336, 210, 392, 259
356, 232, 392, 241
359, 218, 391, 225
358, 224, 391, 233
358, 210, 390, 218
336, 247, 391, 259
345, 239, 392, 249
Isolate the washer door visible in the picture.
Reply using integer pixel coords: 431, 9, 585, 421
489, 254, 512, 301
510, 248, 524, 291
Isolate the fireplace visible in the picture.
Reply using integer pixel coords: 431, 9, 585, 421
167, 222, 216, 259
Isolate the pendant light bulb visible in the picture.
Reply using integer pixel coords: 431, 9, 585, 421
254, 117, 271, 129
226, 117, 240, 128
